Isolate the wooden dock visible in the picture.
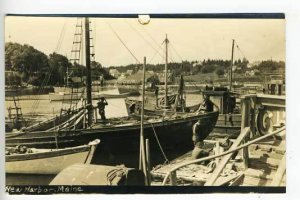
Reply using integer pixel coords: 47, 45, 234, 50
151, 94, 286, 186
151, 137, 285, 186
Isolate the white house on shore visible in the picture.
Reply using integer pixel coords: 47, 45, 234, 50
109, 69, 120, 78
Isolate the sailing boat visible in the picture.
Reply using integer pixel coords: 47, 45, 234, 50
6, 18, 219, 167
202, 40, 242, 137
49, 18, 99, 102
125, 35, 193, 114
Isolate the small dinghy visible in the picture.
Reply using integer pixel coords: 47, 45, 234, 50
5, 139, 100, 174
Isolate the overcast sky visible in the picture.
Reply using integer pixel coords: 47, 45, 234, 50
5, 16, 285, 67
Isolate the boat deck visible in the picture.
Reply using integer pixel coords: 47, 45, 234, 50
151, 137, 286, 186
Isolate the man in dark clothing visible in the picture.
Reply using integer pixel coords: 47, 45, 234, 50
191, 120, 209, 159
154, 86, 159, 107
97, 97, 108, 120
192, 94, 218, 159
198, 94, 215, 113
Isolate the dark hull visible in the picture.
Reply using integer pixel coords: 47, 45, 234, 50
6, 111, 219, 168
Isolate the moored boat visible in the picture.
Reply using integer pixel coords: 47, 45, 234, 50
202, 87, 242, 138
5, 110, 219, 167
5, 18, 219, 169
49, 90, 140, 101
5, 139, 100, 174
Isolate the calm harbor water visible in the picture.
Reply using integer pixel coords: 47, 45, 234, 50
5, 88, 203, 185
5, 91, 203, 121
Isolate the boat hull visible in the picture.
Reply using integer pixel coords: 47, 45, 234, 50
53, 86, 99, 93
6, 111, 219, 167
6, 140, 99, 174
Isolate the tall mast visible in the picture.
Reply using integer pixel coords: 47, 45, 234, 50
229, 39, 235, 91
85, 17, 93, 126
139, 57, 149, 185
164, 34, 169, 109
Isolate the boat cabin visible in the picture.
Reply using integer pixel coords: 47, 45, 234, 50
202, 87, 238, 115
264, 75, 285, 95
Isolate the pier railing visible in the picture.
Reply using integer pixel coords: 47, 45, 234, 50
161, 126, 285, 186
162, 94, 286, 186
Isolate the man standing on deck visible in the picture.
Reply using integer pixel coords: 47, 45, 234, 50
97, 97, 108, 120
197, 93, 218, 113
154, 86, 159, 107
191, 120, 210, 159
191, 94, 218, 159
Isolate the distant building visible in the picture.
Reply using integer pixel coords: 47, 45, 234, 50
232, 65, 237, 72
70, 76, 82, 83
117, 74, 127, 81
147, 70, 155, 75
109, 69, 120, 78
249, 61, 261, 68
192, 61, 202, 67
245, 69, 259, 76
126, 70, 134, 76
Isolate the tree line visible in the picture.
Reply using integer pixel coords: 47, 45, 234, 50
109, 57, 284, 78
5, 42, 285, 86
5, 42, 113, 86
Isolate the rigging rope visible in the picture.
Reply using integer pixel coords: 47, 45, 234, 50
106, 22, 141, 64
235, 42, 247, 59
55, 20, 67, 53
141, 26, 164, 52
170, 42, 183, 62
235, 41, 255, 68
140, 26, 177, 63
29, 62, 57, 115
29, 19, 70, 115
125, 19, 165, 61
150, 122, 169, 163
149, 43, 164, 63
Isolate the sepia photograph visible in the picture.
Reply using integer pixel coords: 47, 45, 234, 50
4, 14, 285, 194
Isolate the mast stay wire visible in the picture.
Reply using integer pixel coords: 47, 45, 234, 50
235, 41, 246, 59
140, 25, 165, 53
106, 22, 141, 65
149, 43, 164, 63
29, 62, 57, 115
235, 40, 254, 68
139, 25, 180, 64
106, 21, 181, 78
119, 20, 182, 66
30, 20, 69, 115
55, 20, 67, 54
169, 42, 183, 62
124, 19, 166, 62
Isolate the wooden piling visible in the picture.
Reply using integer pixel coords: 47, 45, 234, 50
249, 96, 257, 138
240, 97, 250, 169
215, 141, 220, 165
205, 127, 250, 186
146, 139, 151, 184
94, 108, 98, 123
139, 57, 149, 186
170, 171, 177, 186
271, 153, 286, 186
